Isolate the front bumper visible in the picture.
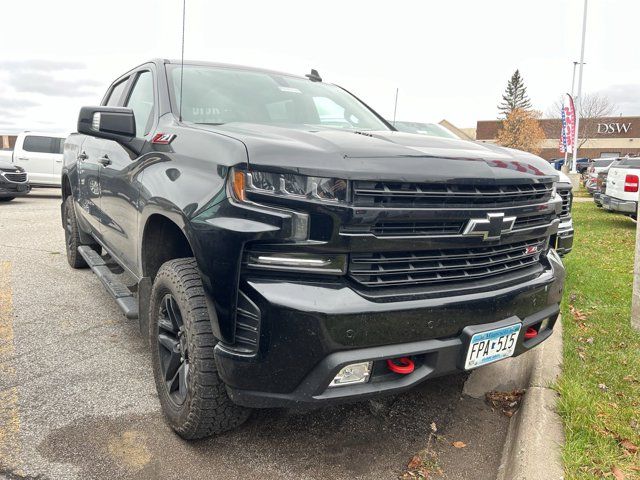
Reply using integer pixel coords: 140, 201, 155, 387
0, 180, 31, 198
216, 251, 565, 408
602, 194, 638, 214
555, 217, 574, 256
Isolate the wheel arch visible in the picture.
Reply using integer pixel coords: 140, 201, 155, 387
140, 212, 195, 281
139, 210, 224, 343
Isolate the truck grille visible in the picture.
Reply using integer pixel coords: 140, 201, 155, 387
2, 172, 27, 183
353, 181, 554, 208
558, 189, 572, 217
348, 238, 545, 288
343, 213, 554, 238
370, 221, 465, 237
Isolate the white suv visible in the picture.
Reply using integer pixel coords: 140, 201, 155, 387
12, 132, 65, 187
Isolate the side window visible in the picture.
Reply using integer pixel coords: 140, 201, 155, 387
23, 136, 63, 154
105, 79, 128, 107
126, 71, 155, 137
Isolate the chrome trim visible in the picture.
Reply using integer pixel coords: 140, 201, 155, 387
340, 219, 560, 240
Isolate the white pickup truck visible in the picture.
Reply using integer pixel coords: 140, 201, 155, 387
601, 157, 640, 219
7, 132, 66, 187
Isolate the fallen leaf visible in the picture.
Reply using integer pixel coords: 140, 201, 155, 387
486, 389, 525, 417
621, 439, 639, 454
451, 441, 467, 448
570, 305, 588, 321
598, 383, 608, 392
407, 455, 422, 470
612, 466, 625, 480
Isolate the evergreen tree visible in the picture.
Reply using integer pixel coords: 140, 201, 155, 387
498, 70, 533, 117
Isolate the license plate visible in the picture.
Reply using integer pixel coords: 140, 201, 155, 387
464, 324, 521, 370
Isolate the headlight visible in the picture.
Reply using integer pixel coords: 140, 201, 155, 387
231, 168, 348, 203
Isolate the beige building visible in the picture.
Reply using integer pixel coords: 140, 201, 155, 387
475, 116, 640, 160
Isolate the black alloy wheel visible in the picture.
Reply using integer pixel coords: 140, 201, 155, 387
157, 294, 189, 406
149, 258, 251, 439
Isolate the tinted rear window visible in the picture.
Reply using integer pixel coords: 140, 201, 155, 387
23, 136, 64, 154
616, 158, 640, 167
593, 159, 614, 167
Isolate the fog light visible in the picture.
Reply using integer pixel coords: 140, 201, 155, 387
539, 318, 550, 332
245, 251, 346, 274
329, 362, 372, 387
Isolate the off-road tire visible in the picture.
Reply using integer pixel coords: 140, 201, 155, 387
63, 196, 100, 268
149, 258, 251, 439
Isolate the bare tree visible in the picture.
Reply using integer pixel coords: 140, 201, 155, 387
545, 93, 617, 149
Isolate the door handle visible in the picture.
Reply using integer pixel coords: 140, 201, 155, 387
77, 152, 88, 162
98, 155, 112, 167
17, 157, 28, 161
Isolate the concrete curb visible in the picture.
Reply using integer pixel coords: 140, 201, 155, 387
462, 318, 565, 480
496, 319, 565, 480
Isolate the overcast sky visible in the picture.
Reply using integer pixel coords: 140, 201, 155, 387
1, 0, 639, 135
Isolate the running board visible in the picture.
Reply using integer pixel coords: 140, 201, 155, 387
77, 245, 139, 320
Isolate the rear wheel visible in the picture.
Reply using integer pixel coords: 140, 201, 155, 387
63, 196, 99, 268
150, 258, 251, 439
0, 197, 15, 202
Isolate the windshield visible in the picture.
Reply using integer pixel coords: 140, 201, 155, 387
168, 64, 390, 131
392, 121, 459, 139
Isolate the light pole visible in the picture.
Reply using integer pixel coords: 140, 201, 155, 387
571, 0, 588, 174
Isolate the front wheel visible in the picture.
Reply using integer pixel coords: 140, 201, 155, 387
149, 258, 251, 439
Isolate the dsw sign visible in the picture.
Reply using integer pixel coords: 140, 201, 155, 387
597, 122, 632, 134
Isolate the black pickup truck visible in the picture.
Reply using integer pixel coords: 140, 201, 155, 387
62, 59, 566, 439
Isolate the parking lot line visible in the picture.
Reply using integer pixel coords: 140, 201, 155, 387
0, 260, 22, 473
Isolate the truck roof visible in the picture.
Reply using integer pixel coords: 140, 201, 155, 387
161, 59, 311, 81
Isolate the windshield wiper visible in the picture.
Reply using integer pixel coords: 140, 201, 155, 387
194, 122, 225, 125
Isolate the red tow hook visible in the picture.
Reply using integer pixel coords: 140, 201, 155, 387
524, 327, 538, 340
387, 357, 415, 374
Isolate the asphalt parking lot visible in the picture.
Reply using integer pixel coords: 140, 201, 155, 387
0, 189, 511, 480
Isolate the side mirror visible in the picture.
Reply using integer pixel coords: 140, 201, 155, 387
77, 106, 136, 143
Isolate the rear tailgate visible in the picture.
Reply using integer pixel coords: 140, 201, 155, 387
606, 159, 640, 201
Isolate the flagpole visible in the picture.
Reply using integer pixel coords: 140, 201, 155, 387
571, 0, 588, 174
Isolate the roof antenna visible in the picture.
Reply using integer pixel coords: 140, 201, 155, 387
306, 69, 322, 82
392, 88, 399, 127
179, 0, 186, 122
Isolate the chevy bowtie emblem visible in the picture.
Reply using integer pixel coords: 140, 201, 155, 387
463, 213, 516, 241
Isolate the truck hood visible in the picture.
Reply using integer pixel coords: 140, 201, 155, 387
195, 123, 558, 184
0, 160, 21, 172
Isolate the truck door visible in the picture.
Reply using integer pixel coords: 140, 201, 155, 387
75, 136, 106, 241
14, 135, 57, 185
98, 69, 156, 271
